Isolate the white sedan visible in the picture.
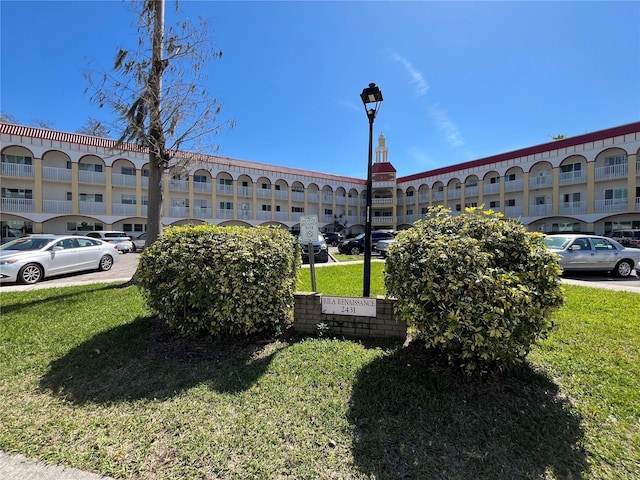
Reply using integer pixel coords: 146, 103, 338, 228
543, 234, 640, 278
0, 235, 119, 284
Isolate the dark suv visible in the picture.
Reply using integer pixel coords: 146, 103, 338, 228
338, 231, 395, 255
323, 231, 344, 246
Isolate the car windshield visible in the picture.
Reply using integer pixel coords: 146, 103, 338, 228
0, 237, 53, 251
543, 236, 572, 250
354, 233, 365, 240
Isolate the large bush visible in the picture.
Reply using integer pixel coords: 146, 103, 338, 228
385, 207, 564, 373
136, 225, 301, 337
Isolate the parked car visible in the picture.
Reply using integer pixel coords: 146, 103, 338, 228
299, 233, 329, 263
543, 234, 640, 278
323, 231, 344, 247
606, 229, 640, 248
131, 232, 147, 252
374, 238, 396, 258
0, 235, 119, 284
85, 231, 134, 253
338, 231, 395, 255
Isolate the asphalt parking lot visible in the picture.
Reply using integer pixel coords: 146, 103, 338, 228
1, 249, 639, 293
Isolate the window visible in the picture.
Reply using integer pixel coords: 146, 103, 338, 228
604, 154, 627, 166
560, 162, 582, 173
121, 166, 136, 176
121, 194, 136, 205
324, 209, 333, 215
77, 193, 103, 202
292, 206, 304, 213
194, 199, 208, 209
79, 163, 103, 172
1, 188, 32, 199
262, 204, 272, 211
67, 221, 103, 232
141, 196, 148, 206
465, 202, 478, 208
505, 173, 516, 182
1, 154, 32, 165
563, 193, 581, 203
241, 181, 249, 187
465, 180, 478, 188
604, 188, 627, 202
122, 224, 145, 233
261, 183, 271, 190
275, 205, 281, 212
194, 174, 207, 183
489, 201, 500, 208
406, 190, 414, 197
455, 204, 461, 212
142, 169, 149, 177
421, 207, 428, 214
275, 184, 281, 191
506, 199, 516, 207
406, 208, 413, 215
219, 202, 233, 210
489, 176, 500, 184
219, 178, 232, 186
535, 196, 546, 205
292, 186, 304, 193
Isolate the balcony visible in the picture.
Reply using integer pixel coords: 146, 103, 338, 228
195, 207, 213, 219
558, 201, 587, 215
348, 197, 359, 206
256, 188, 271, 199
169, 179, 189, 191
595, 199, 628, 213
238, 186, 254, 197
79, 170, 106, 184
307, 192, 319, 202
291, 191, 304, 201
432, 191, 445, 201
2, 197, 34, 212
112, 203, 138, 216
79, 202, 106, 215
504, 179, 524, 192
275, 211, 289, 221
275, 190, 288, 200
193, 181, 212, 193
112, 173, 137, 187
2, 162, 34, 178
448, 188, 462, 199
529, 204, 553, 216
372, 180, 395, 188
529, 174, 553, 188
217, 209, 234, 219
42, 166, 72, 182
372, 198, 393, 205
335, 196, 346, 205
595, 163, 628, 181
372, 216, 394, 224
256, 211, 272, 221
217, 184, 234, 196
169, 206, 190, 217
559, 170, 587, 185
43, 199, 72, 214
418, 193, 429, 203
504, 206, 524, 217
483, 183, 500, 195
464, 186, 479, 196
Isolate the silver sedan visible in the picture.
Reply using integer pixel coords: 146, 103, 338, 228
0, 235, 120, 284
543, 234, 640, 278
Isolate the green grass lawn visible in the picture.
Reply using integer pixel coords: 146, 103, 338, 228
0, 273, 638, 479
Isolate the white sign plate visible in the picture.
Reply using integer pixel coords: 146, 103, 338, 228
321, 296, 377, 317
299, 215, 318, 241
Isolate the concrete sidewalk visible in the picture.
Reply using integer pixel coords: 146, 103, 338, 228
0, 452, 114, 480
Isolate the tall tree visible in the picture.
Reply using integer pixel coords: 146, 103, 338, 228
77, 117, 111, 137
85, 0, 234, 245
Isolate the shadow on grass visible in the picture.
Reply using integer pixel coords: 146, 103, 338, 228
349, 342, 589, 479
0, 283, 120, 315
40, 316, 283, 404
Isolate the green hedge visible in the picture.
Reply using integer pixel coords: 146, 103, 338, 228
136, 225, 301, 337
385, 207, 565, 373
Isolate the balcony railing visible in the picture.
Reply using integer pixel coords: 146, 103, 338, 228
275, 211, 289, 221
348, 197, 359, 206
169, 180, 189, 191
433, 191, 445, 201
595, 199, 628, 213
307, 193, 319, 202
217, 185, 234, 196
504, 179, 524, 192
1, 162, 34, 178
418, 193, 429, 202
256, 211, 271, 221
335, 196, 346, 205
1, 198, 34, 212
291, 191, 304, 201
42, 166, 72, 182
464, 186, 479, 196
43, 199, 72, 214
559, 170, 587, 185
195, 207, 213, 219
256, 188, 271, 198
483, 183, 500, 194
112, 203, 138, 216
79, 170, 106, 184
275, 190, 288, 200
372, 216, 394, 224
217, 209, 234, 219
169, 206, 190, 217
112, 173, 137, 187
238, 186, 254, 197
322, 194, 333, 203
558, 201, 587, 215
372, 198, 393, 205
504, 206, 524, 217
448, 188, 462, 199
529, 204, 553, 216
79, 202, 106, 215
529, 175, 553, 188
595, 163, 628, 180
193, 182, 212, 193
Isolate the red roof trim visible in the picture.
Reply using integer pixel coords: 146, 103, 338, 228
398, 122, 640, 183
372, 162, 396, 173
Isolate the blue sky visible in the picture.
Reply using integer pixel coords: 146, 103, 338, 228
2, 1, 639, 179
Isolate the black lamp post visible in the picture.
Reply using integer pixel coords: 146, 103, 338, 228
360, 82, 383, 297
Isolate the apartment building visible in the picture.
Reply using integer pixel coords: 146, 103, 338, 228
1, 121, 639, 241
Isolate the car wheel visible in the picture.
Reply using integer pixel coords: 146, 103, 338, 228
99, 255, 114, 271
350, 246, 361, 255
18, 263, 43, 284
613, 260, 633, 278
131, 245, 137, 253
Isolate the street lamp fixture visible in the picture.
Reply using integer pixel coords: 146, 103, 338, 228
360, 82, 383, 297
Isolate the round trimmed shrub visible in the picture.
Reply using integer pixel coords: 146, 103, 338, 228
136, 225, 301, 337
384, 207, 564, 373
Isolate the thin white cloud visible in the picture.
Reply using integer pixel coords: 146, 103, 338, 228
428, 104, 465, 148
339, 100, 362, 113
390, 52, 429, 96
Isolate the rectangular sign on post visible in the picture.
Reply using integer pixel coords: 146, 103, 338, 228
299, 215, 318, 242
321, 296, 377, 317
